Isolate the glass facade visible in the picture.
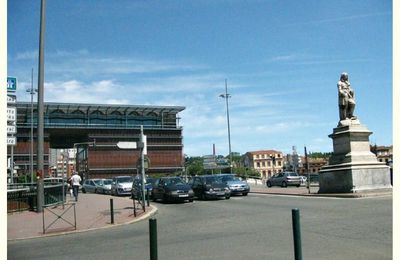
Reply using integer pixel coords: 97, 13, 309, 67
16, 103, 182, 129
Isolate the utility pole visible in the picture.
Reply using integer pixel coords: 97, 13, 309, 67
26, 68, 37, 183
36, 0, 46, 212
304, 146, 310, 194
219, 79, 232, 173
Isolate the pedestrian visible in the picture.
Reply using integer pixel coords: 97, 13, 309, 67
70, 172, 82, 202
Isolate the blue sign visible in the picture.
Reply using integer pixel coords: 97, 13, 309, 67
7, 77, 17, 92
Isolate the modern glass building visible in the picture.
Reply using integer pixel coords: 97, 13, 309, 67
8, 102, 185, 180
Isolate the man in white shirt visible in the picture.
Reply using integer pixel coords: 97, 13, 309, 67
70, 172, 82, 201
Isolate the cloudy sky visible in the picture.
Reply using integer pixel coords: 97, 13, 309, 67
7, 0, 392, 157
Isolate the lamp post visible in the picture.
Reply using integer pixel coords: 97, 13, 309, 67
219, 79, 232, 173
26, 68, 37, 183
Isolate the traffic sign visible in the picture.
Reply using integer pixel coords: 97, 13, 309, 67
7, 125, 16, 134
7, 95, 17, 103
7, 77, 17, 92
116, 141, 137, 149
7, 107, 17, 122
7, 136, 16, 146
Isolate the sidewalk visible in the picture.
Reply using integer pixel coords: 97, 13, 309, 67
249, 183, 393, 198
7, 193, 157, 241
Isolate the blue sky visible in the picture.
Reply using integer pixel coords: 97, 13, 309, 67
7, 0, 392, 157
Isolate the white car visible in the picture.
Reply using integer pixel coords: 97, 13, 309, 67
111, 176, 133, 196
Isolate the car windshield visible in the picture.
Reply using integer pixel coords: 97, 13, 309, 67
117, 177, 132, 183
221, 175, 241, 182
287, 173, 298, 177
93, 179, 102, 185
146, 178, 156, 184
103, 179, 112, 185
204, 176, 223, 184
164, 178, 184, 185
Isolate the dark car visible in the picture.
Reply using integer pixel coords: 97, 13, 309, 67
152, 177, 194, 203
218, 174, 250, 196
266, 172, 301, 187
131, 177, 156, 200
191, 175, 231, 200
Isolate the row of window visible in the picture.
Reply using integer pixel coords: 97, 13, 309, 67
254, 153, 282, 159
256, 161, 282, 168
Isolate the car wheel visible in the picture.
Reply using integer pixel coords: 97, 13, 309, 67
281, 181, 287, 188
266, 181, 272, 187
296, 184, 300, 187
242, 192, 248, 196
189, 199, 193, 202
94, 188, 97, 194
82, 188, 86, 193
225, 195, 230, 200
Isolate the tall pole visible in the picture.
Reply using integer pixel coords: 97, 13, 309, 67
36, 0, 46, 212
304, 146, 310, 194
140, 125, 146, 211
27, 68, 36, 183
220, 79, 232, 173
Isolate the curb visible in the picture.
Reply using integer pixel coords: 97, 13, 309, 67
249, 190, 392, 198
7, 205, 158, 241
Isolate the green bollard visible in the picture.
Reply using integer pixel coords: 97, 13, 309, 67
149, 218, 158, 260
292, 208, 302, 260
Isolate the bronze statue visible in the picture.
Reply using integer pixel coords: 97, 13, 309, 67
338, 72, 356, 121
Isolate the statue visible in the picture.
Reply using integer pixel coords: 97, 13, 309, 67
337, 72, 356, 121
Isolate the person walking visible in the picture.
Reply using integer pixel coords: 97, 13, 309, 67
70, 172, 82, 201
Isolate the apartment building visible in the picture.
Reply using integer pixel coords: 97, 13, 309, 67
241, 150, 284, 178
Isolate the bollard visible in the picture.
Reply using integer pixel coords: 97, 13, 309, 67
146, 188, 150, 207
149, 218, 158, 260
110, 198, 114, 224
292, 208, 302, 260
133, 197, 137, 217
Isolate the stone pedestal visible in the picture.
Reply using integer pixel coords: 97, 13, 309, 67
318, 120, 392, 193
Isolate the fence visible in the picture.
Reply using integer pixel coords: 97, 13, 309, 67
7, 182, 68, 213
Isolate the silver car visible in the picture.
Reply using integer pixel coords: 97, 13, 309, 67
266, 172, 301, 187
219, 174, 250, 196
94, 179, 112, 194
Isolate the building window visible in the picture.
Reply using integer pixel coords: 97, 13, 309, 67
257, 162, 260, 168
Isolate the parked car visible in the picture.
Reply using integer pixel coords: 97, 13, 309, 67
152, 177, 194, 203
218, 174, 250, 196
111, 176, 133, 196
82, 179, 100, 193
266, 172, 301, 187
94, 179, 112, 194
131, 177, 156, 200
190, 175, 231, 200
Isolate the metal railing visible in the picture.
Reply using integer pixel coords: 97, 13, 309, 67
7, 183, 68, 213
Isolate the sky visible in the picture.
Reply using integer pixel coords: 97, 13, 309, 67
7, 0, 392, 157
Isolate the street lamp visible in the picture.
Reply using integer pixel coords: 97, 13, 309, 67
26, 68, 37, 183
219, 79, 232, 173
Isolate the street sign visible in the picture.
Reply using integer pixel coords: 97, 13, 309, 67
7, 125, 16, 134
7, 136, 16, 146
7, 107, 17, 122
7, 95, 17, 104
116, 141, 137, 149
7, 77, 17, 92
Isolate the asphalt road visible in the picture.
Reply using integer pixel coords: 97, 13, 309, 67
8, 194, 392, 260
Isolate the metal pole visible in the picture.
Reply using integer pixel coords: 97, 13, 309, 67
110, 198, 114, 224
30, 68, 34, 183
292, 208, 302, 260
225, 79, 232, 173
36, 0, 46, 212
10, 146, 14, 183
304, 146, 310, 194
149, 218, 158, 260
140, 125, 146, 212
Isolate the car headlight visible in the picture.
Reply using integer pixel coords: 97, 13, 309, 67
209, 188, 214, 192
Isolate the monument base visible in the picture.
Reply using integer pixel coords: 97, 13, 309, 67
318, 162, 391, 193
